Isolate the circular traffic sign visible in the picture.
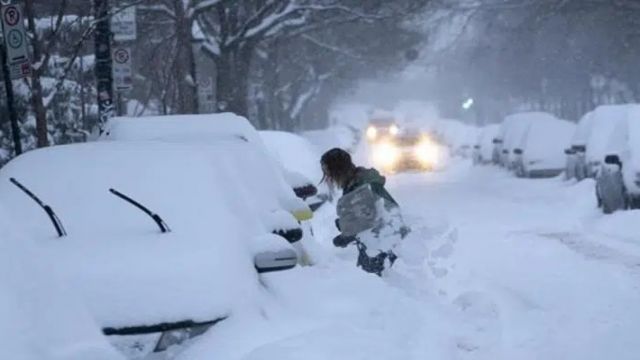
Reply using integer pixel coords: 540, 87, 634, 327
3, 6, 19, 27
114, 48, 130, 64
7, 29, 22, 48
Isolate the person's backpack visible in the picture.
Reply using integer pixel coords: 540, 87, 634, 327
337, 184, 379, 237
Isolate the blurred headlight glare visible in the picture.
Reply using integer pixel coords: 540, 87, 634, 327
366, 127, 378, 140
373, 142, 399, 168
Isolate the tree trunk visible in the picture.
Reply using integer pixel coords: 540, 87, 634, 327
24, 0, 49, 148
173, 2, 197, 114
216, 45, 252, 117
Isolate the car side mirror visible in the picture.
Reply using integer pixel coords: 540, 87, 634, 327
513, 148, 523, 155
492, 138, 501, 144
254, 249, 298, 274
604, 154, 621, 166
473, 145, 480, 149
293, 184, 318, 200
502, 149, 509, 154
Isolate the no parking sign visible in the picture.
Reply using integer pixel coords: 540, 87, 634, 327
1, 4, 30, 79
112, 47, 132, 91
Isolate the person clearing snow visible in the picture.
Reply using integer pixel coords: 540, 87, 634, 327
320, 148, 410, 276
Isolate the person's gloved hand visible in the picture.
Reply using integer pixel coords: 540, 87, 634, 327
333, 234, 355, 248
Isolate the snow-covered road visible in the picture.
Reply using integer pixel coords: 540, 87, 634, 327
181, 158, 640, 360
392, 162, 640, 360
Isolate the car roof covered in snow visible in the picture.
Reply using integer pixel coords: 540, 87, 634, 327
586, 105, 640, 163
501, 112, 556, 151
0, 141, 293, 330
101, 113, 262, 145
100, 113, 306, 214
259, 131, 323, 186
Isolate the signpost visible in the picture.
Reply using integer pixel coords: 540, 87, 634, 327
112, 46, 132, 91
1, 4, 30, 79
0, 3, 27, 155
111, 6, 136, 42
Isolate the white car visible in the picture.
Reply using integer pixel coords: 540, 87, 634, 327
99, 113, 312, 223
511, 117, 575, 178
594, 104, 640, 212
0, 141, 300, 358
585, 105, 634, 179
499, 112, 554, 169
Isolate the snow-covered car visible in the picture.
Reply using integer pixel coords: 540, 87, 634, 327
499, 112, 555, 169
0, 141, 301, 358
582, 105, 639, 182
365, 110, 400, 143
475, 124, 500, 165
100, 113, 313, 223
593, 104, 640, 213
511, 117, 575, 178
566, 111, 594, 180
259, 130, 330, 211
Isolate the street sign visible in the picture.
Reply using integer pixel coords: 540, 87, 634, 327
198, 77, 216, 113
112, 47, 132, 91
1, 4, 30, 79
111, 6, 137, 42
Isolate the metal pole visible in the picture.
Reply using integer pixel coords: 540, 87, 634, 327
0, 41, 22, 155
93, 0, 113, 131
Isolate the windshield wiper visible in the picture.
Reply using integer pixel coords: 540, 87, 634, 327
10, 178, 67, 237
109, 188, 171, 233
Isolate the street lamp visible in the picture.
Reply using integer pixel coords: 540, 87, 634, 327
462, 98, 474, 110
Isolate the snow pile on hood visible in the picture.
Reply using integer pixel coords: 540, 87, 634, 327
260, 131, 324, 185
521, 117, 576, 169
0, 141, 291, 330
0, 206, 123, 360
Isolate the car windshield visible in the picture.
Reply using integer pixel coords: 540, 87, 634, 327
395, 135, 421, 146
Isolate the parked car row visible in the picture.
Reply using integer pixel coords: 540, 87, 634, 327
0, 113, 321, 358
474, 112, 575, 178
473, 105, 640, 214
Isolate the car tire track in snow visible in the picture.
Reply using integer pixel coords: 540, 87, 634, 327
538, 232, 640, 272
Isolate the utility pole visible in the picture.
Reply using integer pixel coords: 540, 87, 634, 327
93, 0, 113, 131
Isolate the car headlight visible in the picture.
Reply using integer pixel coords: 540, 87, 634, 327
372, 142, 399, 168
389, 124, 399, 136
414, 140, 438, 165
366, 126, 378, 140
154, 322, 215, 352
